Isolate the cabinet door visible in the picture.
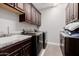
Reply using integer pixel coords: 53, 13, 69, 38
66, 4, 70, 24
69, 3, 74, 21
38, 12, 41, 26
35, 10, 39, 25
23, 44, 32, 56
24, 3, 32, 22
15, 3, 24, 11
8, 49, 23, 56
35, 10, 41, 26
74, 3, 78, 19
32, 6, 36, 24
6, 3, 15, 7
65, 38, 70, 56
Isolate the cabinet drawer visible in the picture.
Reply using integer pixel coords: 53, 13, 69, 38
23, 43, 32, 56
7, 48, 22, 56
0, 38, 32, 53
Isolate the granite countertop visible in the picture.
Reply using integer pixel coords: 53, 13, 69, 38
24, 31, 43, 36
35, 32, 43, 35
0, 35, 32, 48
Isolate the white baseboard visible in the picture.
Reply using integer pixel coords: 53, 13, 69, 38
47, 42, 60, 46
40, 49, 46, 56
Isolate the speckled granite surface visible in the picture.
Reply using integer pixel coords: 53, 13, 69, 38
0, 35, 32, 48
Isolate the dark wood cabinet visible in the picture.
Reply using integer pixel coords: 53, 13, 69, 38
19, 3, 32, 23
38, 12, 41, 26
66, 4, 70, 24
32, 5, 36, 24
0, 3, 41, 26
24, 3, 32, 23
34, 7, 41, 26
32, 5, 41, 26
23, 43, 32, 56
6, 3, 15, 7
8, 48, 23, 56
19, 3, 41, 26
0, 38, 32, 56
6, 3, 24, 12
15, 3, 24, 12
69, 3, 74, 21
74, 3, 78, 19
0, 33, 44, 56
35, 10, 39, 25
1, 3, 25, 14
66, 3, 79, 24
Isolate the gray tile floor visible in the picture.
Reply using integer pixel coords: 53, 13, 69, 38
43, 44, 62, 56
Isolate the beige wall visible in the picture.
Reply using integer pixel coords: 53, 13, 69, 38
0, 8, 37, 34
39, 4, 67, 44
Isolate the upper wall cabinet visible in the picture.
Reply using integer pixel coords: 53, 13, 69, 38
19, 3, 32, 23
66, 4, 69, 24
31, 4, 41, 26
0, 3, 41, 26
6, 3, 15, 7
69, 4, 74, 21
38, 12, 41, 26
35, 9, 39, 25
15, 3, 24, 12
0, 3, 25, 15
24, 3, 32, 23
35, 10, 41, 26
19, 3, 41, 26
66, 3, 79, 24
31, 5, 36, 24
74, 3, 78, 19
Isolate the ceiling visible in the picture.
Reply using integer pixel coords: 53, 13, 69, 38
33, 3, 59, 11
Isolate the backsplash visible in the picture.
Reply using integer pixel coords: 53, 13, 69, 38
0, 8, 37, 35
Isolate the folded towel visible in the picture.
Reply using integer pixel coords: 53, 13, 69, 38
65, 22, 79, 31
